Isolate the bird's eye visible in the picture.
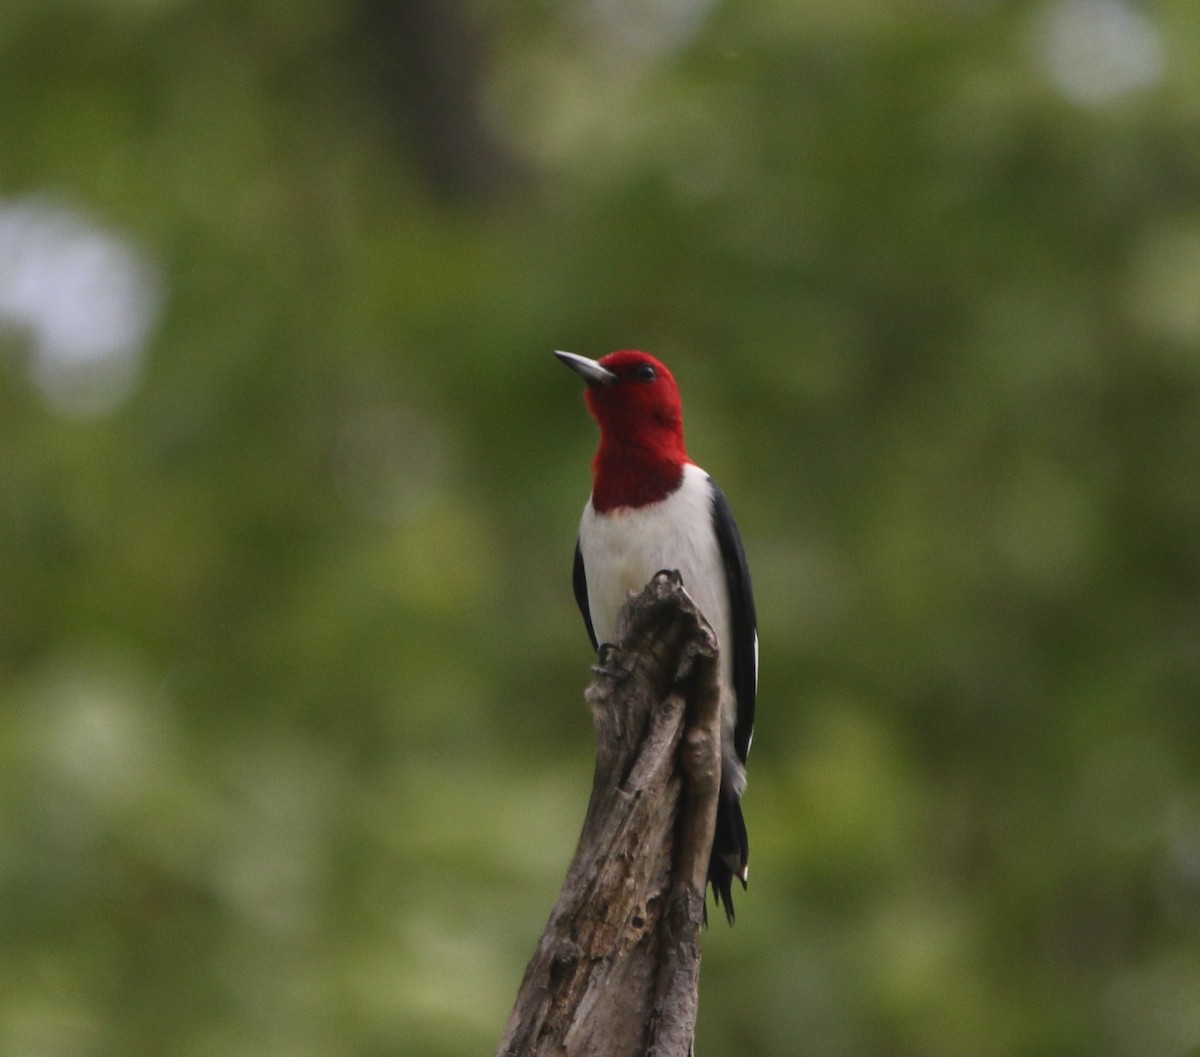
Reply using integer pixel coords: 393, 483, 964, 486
634, 363, 657, 382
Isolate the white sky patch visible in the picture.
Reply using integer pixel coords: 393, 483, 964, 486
1031, 0, 1164, 106
0, 197, 163, 417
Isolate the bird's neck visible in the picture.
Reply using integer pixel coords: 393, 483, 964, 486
591, 434, 688, 513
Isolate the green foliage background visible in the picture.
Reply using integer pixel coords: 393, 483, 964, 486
3, 1, 1200, 1055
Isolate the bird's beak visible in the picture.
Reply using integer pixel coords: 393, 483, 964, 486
555, 350, 618, 387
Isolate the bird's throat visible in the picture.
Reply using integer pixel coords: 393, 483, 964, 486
591, 443, 686, 513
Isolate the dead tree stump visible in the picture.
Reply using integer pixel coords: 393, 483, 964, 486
497, 572, 723, 1057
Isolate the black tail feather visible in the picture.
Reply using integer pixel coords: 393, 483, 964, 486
707, 788, 749, 925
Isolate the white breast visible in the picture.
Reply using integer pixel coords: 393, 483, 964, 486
579, 462, 749, 794
580, 463, 732, 686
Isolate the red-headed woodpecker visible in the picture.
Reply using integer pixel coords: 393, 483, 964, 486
556, 349, 757, 924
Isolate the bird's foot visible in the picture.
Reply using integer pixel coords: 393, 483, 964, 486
590, 638, 619, 671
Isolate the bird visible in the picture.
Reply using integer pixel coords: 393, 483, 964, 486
555, 348, 757, 923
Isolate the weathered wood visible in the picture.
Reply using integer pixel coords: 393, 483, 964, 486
497, 573, 722, 1057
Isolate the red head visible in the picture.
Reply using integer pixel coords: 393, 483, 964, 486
556, 349, 690, 512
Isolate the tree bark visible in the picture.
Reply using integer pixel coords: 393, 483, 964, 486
497, 572, 722, 1057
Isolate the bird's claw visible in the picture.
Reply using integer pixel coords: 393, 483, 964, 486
590, 638, 619, 671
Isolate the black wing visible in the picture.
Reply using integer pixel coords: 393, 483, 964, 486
709, 478, 757, 764
573, 538, 598, 651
